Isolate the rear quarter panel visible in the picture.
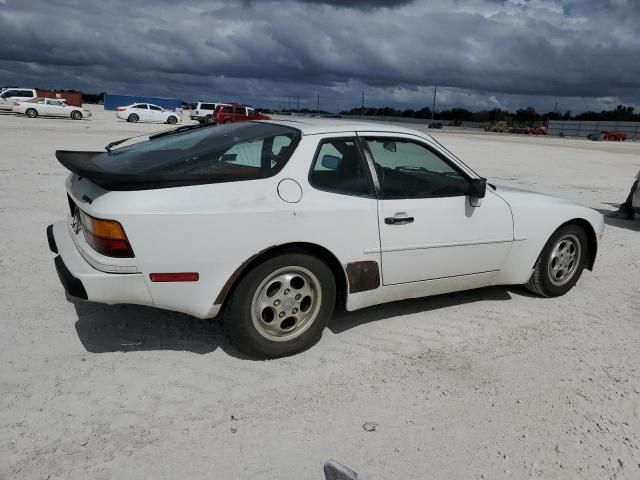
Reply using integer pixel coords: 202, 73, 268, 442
68, 133, 380, 318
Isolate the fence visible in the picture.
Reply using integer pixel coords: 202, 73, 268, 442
340, 114, 485, 129
548, 120, 640, 139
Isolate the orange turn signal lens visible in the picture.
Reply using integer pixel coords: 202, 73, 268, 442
78, 210, 134, 258
80, 212, 127, 240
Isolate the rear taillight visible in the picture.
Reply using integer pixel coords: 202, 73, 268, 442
116, 107, 125, 111
79, 211, 134, 258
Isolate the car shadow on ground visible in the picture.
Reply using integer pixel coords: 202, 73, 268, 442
72, 285, 523, 357
73, 300, 231, 355
595, 206, 640, 232
328, 286, 515, 334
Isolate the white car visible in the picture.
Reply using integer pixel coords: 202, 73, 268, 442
48, 119, 604, 357
0, 87, 36, 111
13, 97, 92, 120
116, 103, 182, 124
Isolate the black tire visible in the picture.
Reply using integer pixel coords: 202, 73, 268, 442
167, 115, 177, 125
127, 113, 139, 123
26, 108, 38, 118
204, 115, 213, 124
223, 253, 336, 358
525, 224, 589, 297
223, 119, 232, 124
70, 110, 82, 120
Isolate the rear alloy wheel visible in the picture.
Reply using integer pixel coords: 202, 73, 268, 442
204, 115, 213, 124
26, 108, 38, 118
525, 224, 589, 297
127, 113, 139, 123
223, 253, 336, 358
167, 115, 177, 125
223, 119, 232, 124
70, 110, 82, 120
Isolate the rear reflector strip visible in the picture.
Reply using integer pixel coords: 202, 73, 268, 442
149, 272, 199, 282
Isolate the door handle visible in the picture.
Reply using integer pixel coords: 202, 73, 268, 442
385, 215, 415, 225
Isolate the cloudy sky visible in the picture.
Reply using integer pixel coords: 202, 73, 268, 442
1, 0, 639, 113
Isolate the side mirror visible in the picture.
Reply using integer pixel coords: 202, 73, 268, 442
383, 141, 397, 152
468, 177, 487, 207
321, 154, 341, 170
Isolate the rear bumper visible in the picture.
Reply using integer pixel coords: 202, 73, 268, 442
48, 220, 154, 306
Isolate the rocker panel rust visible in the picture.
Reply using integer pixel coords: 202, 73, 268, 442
345, 260, 380, 294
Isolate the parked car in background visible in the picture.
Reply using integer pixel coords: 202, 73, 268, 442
48, 118, 603, 358
13, 97, 91, 120
189, 102, 231, 124
116, 103, 182, 124
587, 131, 627, 141
0, 88, 36, 111
428, 122, 443, 129
215, 105, 269, 124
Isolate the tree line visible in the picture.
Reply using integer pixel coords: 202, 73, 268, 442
340, 105, 640, 123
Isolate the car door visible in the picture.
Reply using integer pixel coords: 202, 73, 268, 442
148, 104, 164, 122
133, 104, 149, 121
359, 133, 513, 285
47, 99, 65, 116
37, 99, 55, 115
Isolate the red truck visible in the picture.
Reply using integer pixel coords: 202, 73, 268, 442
587, 131, 627, 141
215, 105, 269, 124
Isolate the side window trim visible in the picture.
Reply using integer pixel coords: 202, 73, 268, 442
308, 136, 376, 198
360, 135, 472, 200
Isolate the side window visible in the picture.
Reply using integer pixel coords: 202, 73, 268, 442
149, 105, 162, 111
134, 104, 147, 109
3, 90, 19, 98
19, 90, 34, 97
309, 138, 372, 196
219, 133, 295, 170
201, 103, 215, 110
233, 107, 245, 115
365, 138, 469, 198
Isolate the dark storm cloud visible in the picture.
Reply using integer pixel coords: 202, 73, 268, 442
0, 0, 639, 111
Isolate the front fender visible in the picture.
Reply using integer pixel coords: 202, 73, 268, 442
493, 185, 604, 284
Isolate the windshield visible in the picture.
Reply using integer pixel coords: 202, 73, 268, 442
57, 122, 301, 190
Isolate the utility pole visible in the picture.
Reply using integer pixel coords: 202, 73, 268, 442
361, 90, 365, 116
316, 93, 320, 113
431, 86, 437, 121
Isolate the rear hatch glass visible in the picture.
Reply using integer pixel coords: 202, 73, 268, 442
56, 122, 301, 191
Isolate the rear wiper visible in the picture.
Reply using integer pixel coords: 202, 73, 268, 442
105, 136, 138, 152
148, 122, 216, 140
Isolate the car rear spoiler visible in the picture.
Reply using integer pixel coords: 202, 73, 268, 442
55, 149, 263, 191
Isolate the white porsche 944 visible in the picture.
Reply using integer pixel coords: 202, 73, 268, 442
48, 119, 604, 357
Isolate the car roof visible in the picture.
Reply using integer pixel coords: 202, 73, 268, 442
261, 117, 433, 137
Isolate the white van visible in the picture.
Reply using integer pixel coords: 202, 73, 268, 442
0, 88, 37, 111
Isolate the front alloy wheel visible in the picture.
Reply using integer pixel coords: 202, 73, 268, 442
224, 253, 336, 358
525, 224, 589, 297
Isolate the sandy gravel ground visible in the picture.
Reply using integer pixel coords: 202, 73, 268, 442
1, 106, 639, 480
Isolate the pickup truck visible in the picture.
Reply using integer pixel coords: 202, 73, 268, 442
0, 88, 37, 111
215, 105, 269, 124
189, 102, 230, 124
